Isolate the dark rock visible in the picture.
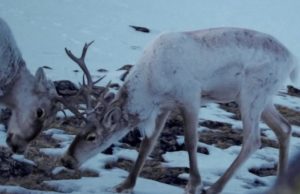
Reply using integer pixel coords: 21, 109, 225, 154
121, 129, 142, 148
42, 66, 53, 70
287, 85, 300, 97
54, 80, 79, 97
292, 131, 300, 138
252, 179, 267, 187
117, 64, 133, 71
248, 165, 277, 177
109, 83, 120, 90
118, 64, 133, 81
129, 25, 150, 33
197, 146, 209, 155
103, 145, 114, 155
97, 68, 108, 73
120, 71, 130, 81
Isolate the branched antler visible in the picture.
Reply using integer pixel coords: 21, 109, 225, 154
64, 41, 97, 112
55, 96, 87, 122
58, 41, 114, 124
65, 41, 94, 88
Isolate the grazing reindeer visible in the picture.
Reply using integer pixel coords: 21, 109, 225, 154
61, 27, 299, 194
0, 18, 66, 154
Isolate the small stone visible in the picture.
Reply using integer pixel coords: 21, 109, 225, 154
54, 80, 79, 96
42, 66, 53, 70
97, 68, 108, 73
129, 25, 150, 33
197, 146, 209, 155
117, 64, 133, 71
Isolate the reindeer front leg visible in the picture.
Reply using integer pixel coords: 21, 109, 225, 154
181, 104, 202, 194
114, 111, 170, 193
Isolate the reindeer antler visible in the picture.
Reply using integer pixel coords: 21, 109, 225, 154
61, 41, 114, 123
65, 41, 97, 112
55, 96, 88, 122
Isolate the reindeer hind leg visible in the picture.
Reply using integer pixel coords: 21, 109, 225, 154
206, 79, 274, 194
262, 103, 291, 178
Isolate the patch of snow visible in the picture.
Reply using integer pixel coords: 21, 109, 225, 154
200, 103, 242, 129
79, 153, 116, 173
46, 169, 184, 194
274, 93, 300, 111
44, 128, 66, 136
52, 133, 75, 142
57, 109, 75, 118
0, 124, 5, 131
12, 154, 36, 166
0, 185, 59, 194
40, 146, 68, 157
43, 128, 75, 146
163, 142, 280, 193
0, 130, 7, 147
52, 166, 69, 175
113, 147, 139, 161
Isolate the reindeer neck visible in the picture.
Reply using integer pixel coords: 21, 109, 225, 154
119, 75, 159, 129
3, 65, 35, 108
116, 85, 140, 128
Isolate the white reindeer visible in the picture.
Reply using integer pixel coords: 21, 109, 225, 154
61, 27, 299, 194
0, 18, 66, 154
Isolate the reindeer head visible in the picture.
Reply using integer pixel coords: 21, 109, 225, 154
61, 102, 129, 169
59, 42, 132, 169
6, 67, 61, 154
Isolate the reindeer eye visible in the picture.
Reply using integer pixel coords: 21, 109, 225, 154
36, 108, 45, 118
86, 133, 96, 141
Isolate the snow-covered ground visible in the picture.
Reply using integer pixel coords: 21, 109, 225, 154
0, 1, 300, 194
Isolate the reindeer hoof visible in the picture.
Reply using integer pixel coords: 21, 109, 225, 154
184, 183, 203, 194
112, 183, 134, 193
203, 188, 218, 194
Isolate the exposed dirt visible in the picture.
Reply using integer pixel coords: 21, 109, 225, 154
0, 84, 299, 193
249, 165, 277, 177
105, 158, 188, 188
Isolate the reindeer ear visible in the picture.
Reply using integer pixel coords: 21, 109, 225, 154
47, 81, 59, 97
35, 67, 47, 82
34, 67, 48, 93
103, 107, 121, 128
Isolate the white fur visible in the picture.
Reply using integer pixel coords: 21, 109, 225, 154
111, 27, 299, 194
124, 28, 298, 137
0, 18, 57, 153
63, 27, 298, 194
0, 18, 24, 94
